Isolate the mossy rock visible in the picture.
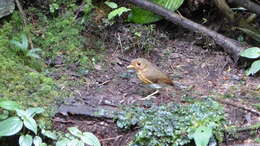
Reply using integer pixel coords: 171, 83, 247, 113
0, 0, 15, 19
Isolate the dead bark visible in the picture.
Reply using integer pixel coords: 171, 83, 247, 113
128, 0, 249, 62
228, 0, 260, 16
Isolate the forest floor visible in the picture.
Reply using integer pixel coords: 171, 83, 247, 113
51, 22, 260, 145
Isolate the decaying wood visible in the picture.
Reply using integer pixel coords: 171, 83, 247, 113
128, 0, 249, 62
228, 0, 260, 16
215, 98, 260, 116
57, 104, 117, 119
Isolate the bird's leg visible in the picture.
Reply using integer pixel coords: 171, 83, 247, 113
140, 90, 159, 100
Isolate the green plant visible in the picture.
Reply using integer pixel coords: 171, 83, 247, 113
128, 0, 184, 24
0, 99, 100, 146
239, 47, 260, 75
115, 98, 225, 146
10, 34, 42, 59
0, 99, 48, 145
105, 1, 131, 20
56, 127, 101, 146
50, 3, 59, 13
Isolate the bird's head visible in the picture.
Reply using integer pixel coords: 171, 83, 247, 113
127, 58, 151, 71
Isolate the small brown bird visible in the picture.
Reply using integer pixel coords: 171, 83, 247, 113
127, 58, 173, 100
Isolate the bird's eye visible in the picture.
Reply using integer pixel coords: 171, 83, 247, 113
137, 62, 141, 66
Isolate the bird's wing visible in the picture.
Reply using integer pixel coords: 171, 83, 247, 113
137, 72, 154, 84
144, 68, 173, 85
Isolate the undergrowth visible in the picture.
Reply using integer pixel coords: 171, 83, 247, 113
116, 98, 225, 146
0, 0, 98, 113
31, 0, 103, 71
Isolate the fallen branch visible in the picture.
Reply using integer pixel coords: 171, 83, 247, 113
128, 0, 249, 62
228, 0, 260, 16
215, 98, 260, 116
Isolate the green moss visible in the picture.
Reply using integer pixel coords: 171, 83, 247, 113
31, 8, 103, 69
0, 12, 67, 114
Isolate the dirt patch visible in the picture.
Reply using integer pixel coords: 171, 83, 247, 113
53, 23, 260, 145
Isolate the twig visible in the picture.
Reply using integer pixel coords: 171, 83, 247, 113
100, 135, 123, 141
74, 1, 85, 20
215, 98, 260, 116
128, 0, 249, 62
15, 0, 34, 49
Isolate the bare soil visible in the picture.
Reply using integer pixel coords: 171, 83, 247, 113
53, 22, 260, 146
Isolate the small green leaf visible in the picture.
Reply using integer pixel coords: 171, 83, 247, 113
17, 109, 37, 134
0, 100, 21, 111
21, 34, 29, 50
41, 129, 58, 140
108, 7, 131, 20
0, 117, 23, 136
40, 143, 47, 146
24, 115, 38, 134
105, 1, 118, 9
81, 132, 101, 146
67, 139, 84, 146
26, 107, 45, 117
56, 138, 70, 146
240, 47, 260, 59
192, 126, 213, 146
16, 109, 30, 117
19, 134, 33, 146
246, 60, 260, 75
68, 127, 83, 138
10, 40, 25, 50
27, 51, 41, 59
33, 136, 42, 146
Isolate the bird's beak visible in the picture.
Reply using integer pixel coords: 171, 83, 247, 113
127, 64, 135, 69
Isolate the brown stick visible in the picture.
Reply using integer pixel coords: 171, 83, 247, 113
228, 0, 260, 16
129, 0, 249, 62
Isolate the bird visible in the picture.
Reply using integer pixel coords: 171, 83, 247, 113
127, 58, 173, 100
